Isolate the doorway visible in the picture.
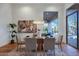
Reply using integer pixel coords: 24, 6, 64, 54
66, 11, 78, 48
66, 4, 79, 48
43, 11, 58, 37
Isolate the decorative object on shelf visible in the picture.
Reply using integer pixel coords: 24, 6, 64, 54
33, 33, 37, 38
26, 36, 30, 38
18, 20, 37, 33
9, 23, 17, 44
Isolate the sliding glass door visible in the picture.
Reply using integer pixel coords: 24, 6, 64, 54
67, 11, 78, 48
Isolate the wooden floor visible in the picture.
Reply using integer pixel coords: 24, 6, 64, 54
0, 43, 16, 53
62, 45, 79, 56
0, 43, 79, 56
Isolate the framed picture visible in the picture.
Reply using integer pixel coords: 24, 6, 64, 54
18, 20, 37, 33
43, 11, 58, 22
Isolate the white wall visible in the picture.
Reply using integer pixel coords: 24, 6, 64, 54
12, 4, 61, 21
0, 4, 12, 47
11, 3, 65, 41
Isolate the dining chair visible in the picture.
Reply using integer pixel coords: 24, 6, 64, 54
43, 38, 55, 56
55, 35, 63, 52
24, 38, 37, 56
16, 35, 25, 51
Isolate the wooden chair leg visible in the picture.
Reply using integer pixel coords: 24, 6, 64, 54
52, 45, 55, 56
16, 44, 19, 51
19, 44, 21, 51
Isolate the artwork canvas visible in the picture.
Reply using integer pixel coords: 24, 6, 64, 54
18, 20, 37, 33
44, 12, 58, 23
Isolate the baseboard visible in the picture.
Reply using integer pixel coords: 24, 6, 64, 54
0, 40, 10, 47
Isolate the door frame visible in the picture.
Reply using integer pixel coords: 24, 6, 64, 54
66, 11, 78, 48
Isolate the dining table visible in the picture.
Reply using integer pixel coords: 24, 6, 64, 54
34, 37, 55, 52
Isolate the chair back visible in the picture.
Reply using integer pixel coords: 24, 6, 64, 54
44, 38, 55, 51
58, 35, 63, 44
25, 38, 37, 51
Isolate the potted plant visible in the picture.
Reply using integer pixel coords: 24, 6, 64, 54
9, 23, 17, 44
